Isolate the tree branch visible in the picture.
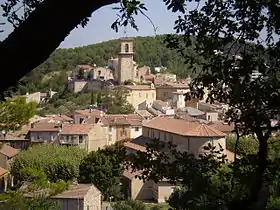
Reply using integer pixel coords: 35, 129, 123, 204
0, 0, 120, 94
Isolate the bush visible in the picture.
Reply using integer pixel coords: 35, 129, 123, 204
11, 145, 86, 182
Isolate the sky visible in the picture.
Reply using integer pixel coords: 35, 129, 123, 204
0, 0, 183, 49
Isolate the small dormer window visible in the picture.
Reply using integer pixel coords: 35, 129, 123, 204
125, 44, 129, 53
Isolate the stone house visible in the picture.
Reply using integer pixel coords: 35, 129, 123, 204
29, 122, 61, 143
156, 83, 190, 101
0, 144, 20, 191
152, 100, 175, 115
28, 122, 107, 152
100, 114, 143, 145
0, 144, 19, 170
0, 167, 9, 192
124, 84, 156, 110
92, 67, 114, 81
123, 117, 234, 203
123, 169, 175, 203
59, 124, 107, 152
68, 109, 105, 125
24, 184, 101, 210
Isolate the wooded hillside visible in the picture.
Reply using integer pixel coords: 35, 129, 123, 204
16, 35, 197, 94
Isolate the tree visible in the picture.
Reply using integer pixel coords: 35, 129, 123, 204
79, 144, 126, 201
11, 145, 86, 183
0, 96, 37, 132
0, 0, 122, 95
90, 89, 96, 105
112, 200, 147, 210
103, 87, 135, 114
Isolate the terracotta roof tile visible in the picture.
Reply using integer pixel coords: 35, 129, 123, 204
0, 167, 8, 177
60, 124, 93, 135
101, 114, 143, 126
51, 184, 98, 199
124, 85, 155, 90
144, 117, 226, 137
29, 123, 61, 132
77, 65, 92, 70
125, 142, 147, 152
73, 109, 103, 117
0, 144, 20, 158
209, 121, 234, 133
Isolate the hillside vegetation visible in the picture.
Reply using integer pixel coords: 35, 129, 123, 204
16, 35, 198, 94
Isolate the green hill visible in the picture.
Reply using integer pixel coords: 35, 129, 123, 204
16, 35, 197, 94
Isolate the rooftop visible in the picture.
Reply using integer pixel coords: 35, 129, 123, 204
60, 124, 94, 135
101, 114, 143, 126
52, 184, 99, 199
143, 117, 226, 137
72, 109, 103, 117
209, 121, 235, 133
0, 144, 20, 158
29, 123, 61, 132
77, 65, 92, 70
124, 85, 155, 91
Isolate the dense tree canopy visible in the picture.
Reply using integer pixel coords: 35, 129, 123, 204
11, 145, 86, 182
0, 96, 37, 132
12, 35, 196, 95
79, 144, 126, 201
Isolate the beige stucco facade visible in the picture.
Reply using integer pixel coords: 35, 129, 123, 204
156, 85, 190, 101
142, 126, 226, 157
124, 175, 175, 203
125, 87, 156, 110
103, 125, 142, 146
59, 124, 107, 152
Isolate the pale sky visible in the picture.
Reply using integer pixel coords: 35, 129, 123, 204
0, 0, 186, 49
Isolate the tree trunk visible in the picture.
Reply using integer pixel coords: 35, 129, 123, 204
0, 0, 120, 94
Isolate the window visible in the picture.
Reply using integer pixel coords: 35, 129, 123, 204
66, 136, 70, 141
98, 70, 101, 75
146, 93, 148, 98
187, 139, 190, 150
139, 93, 141, 97
87, 206, 90, 210
207, 115, 211, 121
164, 133, 167, 141
135, 127, 139, 131
152, 93, 154, 98
51, 135, 54, 141
109, 126, 112, 132
79, 136, 83, 143
125, 43, 129, 52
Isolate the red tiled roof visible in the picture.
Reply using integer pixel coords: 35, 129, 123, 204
73, 109, 103, 117
125, 142, 147, 152
77, 65, 92, 70
60, 124, 93, 135
124, 85, 155, 90
144, 117, 225, 137
156, 82, 189, 89
0, 167, 8, 177
51, 184, 99, 199
0, 144, 20, 158
29, 123, 61, 132
209, 121, 235, 133
101, 114, 143, 126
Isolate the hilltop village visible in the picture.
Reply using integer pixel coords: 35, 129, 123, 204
0, 38, 240, 209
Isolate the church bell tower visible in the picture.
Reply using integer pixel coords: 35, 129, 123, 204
117, 38, 134, 84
